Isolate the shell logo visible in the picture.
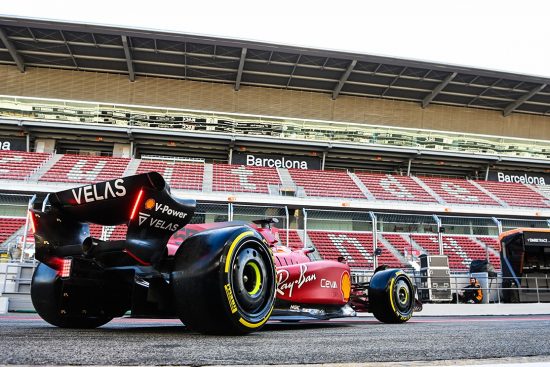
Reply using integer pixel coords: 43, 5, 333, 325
144, 198, 156, 210
341, 271, 351, 302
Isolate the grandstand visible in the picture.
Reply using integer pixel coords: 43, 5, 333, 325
1, 16, 550, 275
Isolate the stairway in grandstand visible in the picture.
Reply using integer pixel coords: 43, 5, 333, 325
122, 158, 141, 177
419, 176, 501, 207
469, 181, 508, 207
411, 176, 446, 204
535, 185, 550, 201
202, 164, 213, 192
348, 172, 375, 200
276, 168, 298, 194
27, 153, 63, 181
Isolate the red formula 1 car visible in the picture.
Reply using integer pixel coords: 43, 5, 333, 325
30, 172, 419, 334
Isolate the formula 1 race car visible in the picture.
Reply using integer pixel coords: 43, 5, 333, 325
29, 172, 420, 334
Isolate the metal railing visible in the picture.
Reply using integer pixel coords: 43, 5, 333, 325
2, 94, 550, 159
351, 270, 550, 304
0, 262, 36, 295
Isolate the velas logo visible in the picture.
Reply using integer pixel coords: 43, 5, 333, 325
144, 198, 156, 210
138, 212, 150, 226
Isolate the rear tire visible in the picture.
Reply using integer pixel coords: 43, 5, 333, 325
369, 269, 414, 323
171, 226, 276, 334
31, 263, 112, 328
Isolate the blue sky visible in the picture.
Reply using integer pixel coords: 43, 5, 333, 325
2, 0, 549, 77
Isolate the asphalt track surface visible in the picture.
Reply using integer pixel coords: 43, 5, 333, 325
1, 314, 550, 366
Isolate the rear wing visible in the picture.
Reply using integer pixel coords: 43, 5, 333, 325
31, 172, 196, 265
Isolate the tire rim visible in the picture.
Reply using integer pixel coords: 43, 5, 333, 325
394, 277, 412, 313
232, 241, 270, 313
243, 261, 262, 295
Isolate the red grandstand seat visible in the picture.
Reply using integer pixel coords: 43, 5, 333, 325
212, 164, 280, 194
307, 231, 375, 269
418, 177, 500, 206
40, 154, 130, 184
289, 169, 365, 199
0, 151, 50, 180
476, 181, 549, 208
136, 160, 204, 191
0, 217, 26, 245
382, 233, 417, 259
476, 236, 502, 270
89, 224, 127, 241
410, 234, 501, 271
281, 229, 304, 251
356, 173, 438, 203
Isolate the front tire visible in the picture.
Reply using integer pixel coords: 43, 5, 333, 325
369, 269, 414, 323
171, 226, 276, 334
31, 263, 112, 328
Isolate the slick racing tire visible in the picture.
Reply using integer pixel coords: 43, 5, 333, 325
171, 226, 276, 334
369, 269, 414, 324
31, 263, 112, 328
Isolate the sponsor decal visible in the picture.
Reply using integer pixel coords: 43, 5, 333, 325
137, 211, 179, 231
0, 137, 25, 151
149, 218, 179, 231
144, 198, 155, 210
231, 152, 321, 170
147, 200, 188, 219
523, 232, 550, 246
224, 283, 238, 314
246, 154, 309, 169
320, 279, 338, 289
341, 272, 351, 302
276, 264, 316, 298
138, 212, 150, 226
488, 170, 550, 186
496, 172, 545, 185
71, 178, 126, 204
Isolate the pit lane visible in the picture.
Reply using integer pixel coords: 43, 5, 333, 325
1, 314, 549, 365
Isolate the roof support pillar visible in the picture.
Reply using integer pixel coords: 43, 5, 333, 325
235, 47, 247, 91
422, 72, 457, 108
332, 59, 357, 100
503, 84, 546, 117
0, 28, 25, 72
121, 35, 135, 82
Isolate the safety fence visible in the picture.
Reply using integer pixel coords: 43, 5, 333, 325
1, 262, 548, 306
351, 271, 550, 304
4, 204, 550, 264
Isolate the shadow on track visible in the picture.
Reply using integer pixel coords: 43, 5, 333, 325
95, 319, 351, 334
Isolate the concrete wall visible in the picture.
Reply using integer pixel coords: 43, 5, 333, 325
2, 65, 550, 140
